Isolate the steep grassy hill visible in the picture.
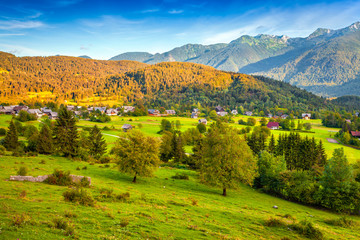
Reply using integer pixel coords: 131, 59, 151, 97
1, 155, 360, 239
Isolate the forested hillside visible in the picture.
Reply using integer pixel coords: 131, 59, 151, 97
0, 53, 333, 112
0, 52, 147, 103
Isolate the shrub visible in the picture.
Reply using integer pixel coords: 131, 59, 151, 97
119, 218, 129, 227
17, 166, 28, 176
11, 213, 32, 227
52, 217, 76, 236
78, 177, 90, 187
0, 128, 6, 136
0, 145, 5, 155
64, 210, 77, 218
116, 192, 130, 202
99, 156, 111, 164
19, 190, 27, 199
171, 172, 189, 180
46, 169, 72, 186
325, 216, 358, 228
39, 159, 46, 164
98, 188, 130, 202
264, 217, 286, 227
290, 220, 323, 240
82, 166, 87, 170
103, 126, 110, 131
63, 187, 95, 206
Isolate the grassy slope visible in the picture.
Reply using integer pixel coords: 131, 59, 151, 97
1, 155, 360, 240
1, 115, 360, 239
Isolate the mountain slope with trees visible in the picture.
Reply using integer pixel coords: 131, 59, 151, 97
112, 22, 360, 97
0, 53, 335, 112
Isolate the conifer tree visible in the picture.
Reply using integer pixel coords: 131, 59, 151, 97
316, 140, 327, 167
172, 131, 185, 162
53, 107, 79, 157
4, 120, 19, 151
268, 134, 276, 154
88, 125, 107, 160
36, 124, 54, 154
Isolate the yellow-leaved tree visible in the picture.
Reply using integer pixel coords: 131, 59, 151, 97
111, 130, 160, 183
199, 122, 257, 196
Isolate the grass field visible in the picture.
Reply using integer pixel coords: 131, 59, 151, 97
1, 155, 360, 239
0, 114, 359, 163
0, 114, 360, 239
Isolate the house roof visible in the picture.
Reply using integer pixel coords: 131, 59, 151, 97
215, 106, 225, 112
302, 113, 311, 117
267, 122, 279, 128
351, 131, 360, 137
199, 119, 207, 123
122, 124, 132, 129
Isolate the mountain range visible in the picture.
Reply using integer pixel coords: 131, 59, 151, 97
110, 22, 360, 97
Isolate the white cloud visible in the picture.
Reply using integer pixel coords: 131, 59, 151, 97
168, 9, 184, 14
0, 20, 45, 30
140, 9, 160, 14
0, 43, 51, 56
0, 33, 25, 37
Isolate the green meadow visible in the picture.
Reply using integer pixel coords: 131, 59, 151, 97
0, 114, 360, 239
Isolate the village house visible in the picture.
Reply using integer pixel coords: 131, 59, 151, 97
49, 111, 58, 120
217, 111, 228, 117
267, 113, 273, 118
13, 105, 29, 114
267, 122, 280, 130
66, 105, 75, 111
106, 108, 118, 116
302, 113, 311, 120
191, 112, 199, 119
148, 109, 160, 116
346, 119, 352, 124
215, 106, 225, 112
165, 110, 176, 115
0, 106, 15, 115
193, 108, 199, 113
198, 119, 207, 125
356, 112, 359, 117
281, 114, 289, 119
87, 107, 94, 112
231, 110, 238, 115
245, 111, 253, 116
74, 111, 82, 117
41, 107, 52, 116
94, 107, 106, 113
27, 109, 43, 118
122, 124, 133, 132
122, 106, 135, 113
351, 131, 360, 138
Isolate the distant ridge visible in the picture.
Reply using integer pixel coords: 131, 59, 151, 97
78, 55, 92, 59
111, 22, 360, 97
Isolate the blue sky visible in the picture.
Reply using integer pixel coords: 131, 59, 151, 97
0, 0, 359, 59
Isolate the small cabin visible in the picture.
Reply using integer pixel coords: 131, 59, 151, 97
267, 122, 280, 130
122, 124, 133, 132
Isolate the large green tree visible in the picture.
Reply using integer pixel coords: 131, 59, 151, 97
53, 107, 79, 157
88, 125, 107, 160
111, 130, 160, 183
3, 120, 19, 151
36, 124, 54, 154
199, 123, 257, 196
